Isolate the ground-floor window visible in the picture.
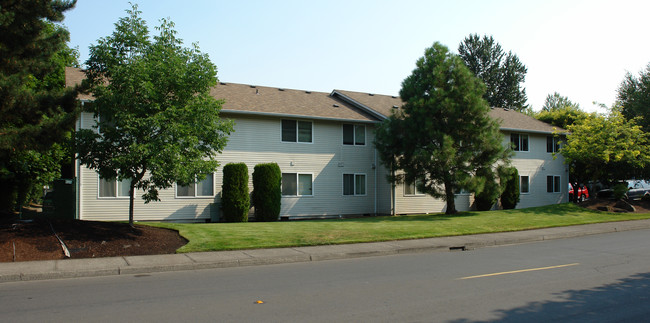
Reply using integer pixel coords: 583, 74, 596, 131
282, 173, 313, 196
547, 175, 561, 193
405, 178, 425, 196
343, 173, 366, 196
520, 176, 530, 193
99, 176, 131, 198
176, 173, 214, 197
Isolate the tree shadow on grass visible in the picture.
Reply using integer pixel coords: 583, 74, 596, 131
450, 272, 650, 322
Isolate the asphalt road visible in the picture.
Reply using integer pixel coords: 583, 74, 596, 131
2, 229, 650, 322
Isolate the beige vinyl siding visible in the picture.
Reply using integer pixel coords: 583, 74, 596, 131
507, 132, 568, 208
375, 163, 393, 215
78, 111, 95, 130
218, 115, 378, 218
78, 114, 381, 221
390, 131, 568, 215
76, 113, 567, 221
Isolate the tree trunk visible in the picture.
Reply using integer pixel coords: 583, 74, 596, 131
444, 181, 457, 215
128, 181, 135, 228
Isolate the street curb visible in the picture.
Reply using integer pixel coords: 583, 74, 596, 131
2, 219, 650, 283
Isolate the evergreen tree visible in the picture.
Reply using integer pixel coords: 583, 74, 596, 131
458, 34, 528, 111
375, 42, 510, 214
500, 167, 519, 209
542, 92, 580, 112
617, 63, 650, 132
0, 1, 79, 213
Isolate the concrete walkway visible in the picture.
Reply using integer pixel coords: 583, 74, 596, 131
2, 219, 650, 283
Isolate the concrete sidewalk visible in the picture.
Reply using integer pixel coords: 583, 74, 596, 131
2, 219, 650, 283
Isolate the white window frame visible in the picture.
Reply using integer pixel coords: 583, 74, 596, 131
281, 172, 314, 197
547, 175, 561, 193
520, 175, 530, 194
547, 136, 561, 153
510, 133, 529, 152
404, 179, 425, 196
342, 124, 366, 146
97, 175, 131, 199
343, 173, 367, 196
281, 119, 313, 144
175, 173, 215, 198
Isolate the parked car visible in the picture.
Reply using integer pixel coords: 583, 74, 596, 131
569, 183, 589, 202
625, 180, 650, 200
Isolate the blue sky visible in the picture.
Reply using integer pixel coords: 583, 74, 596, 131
63, 0, 650, 112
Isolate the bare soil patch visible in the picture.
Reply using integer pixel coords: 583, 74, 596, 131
0, 217, 187, 263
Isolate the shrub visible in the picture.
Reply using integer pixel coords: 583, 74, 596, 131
222, 163, 250, 222
252, 163, 281, 221
613, 183, 629, 200
474, 167, 501, 211
500, 166, 519, 209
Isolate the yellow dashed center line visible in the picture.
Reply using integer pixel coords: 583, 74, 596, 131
457, 263, 580, 280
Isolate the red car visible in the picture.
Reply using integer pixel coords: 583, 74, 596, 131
569, 183, 589, 202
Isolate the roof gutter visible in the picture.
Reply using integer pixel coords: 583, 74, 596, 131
220, 109, 381, 124
499, 127, 569, 135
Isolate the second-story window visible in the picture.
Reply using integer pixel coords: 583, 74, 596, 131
282, 120, 312, 143
510, 133, 529, 152
547, 136, 560, 153
343, 124, 365, 145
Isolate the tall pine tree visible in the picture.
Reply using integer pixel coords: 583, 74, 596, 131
458, 34, 528, 111
375, 42, 510, 214
0, 1, 79, 213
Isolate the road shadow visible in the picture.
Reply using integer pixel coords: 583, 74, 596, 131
450, 272, 650, 322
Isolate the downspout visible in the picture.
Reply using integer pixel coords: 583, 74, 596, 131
374, 148, 377, 215
391, 161, 396, 217
75, 111, 82, 220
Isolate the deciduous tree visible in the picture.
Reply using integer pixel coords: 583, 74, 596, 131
76, 5, 233, 226
561, 108, 650, 183
375, 42, 509, 214
535, 93, 588, 129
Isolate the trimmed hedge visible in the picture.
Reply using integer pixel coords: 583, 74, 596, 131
222, 163, 250, 222
252, 163, 282, 221
500, 166, 519, 210
474, 167, 501, 211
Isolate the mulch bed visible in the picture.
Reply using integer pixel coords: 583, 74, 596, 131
578, 198, 650, 213
0, 217, 187, 263
2, 198, 648, 263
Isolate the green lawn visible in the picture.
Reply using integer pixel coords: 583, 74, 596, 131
148, 203, 650, 253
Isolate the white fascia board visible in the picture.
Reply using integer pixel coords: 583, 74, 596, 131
500, 127, 569, 135
220, 109, 381, 124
